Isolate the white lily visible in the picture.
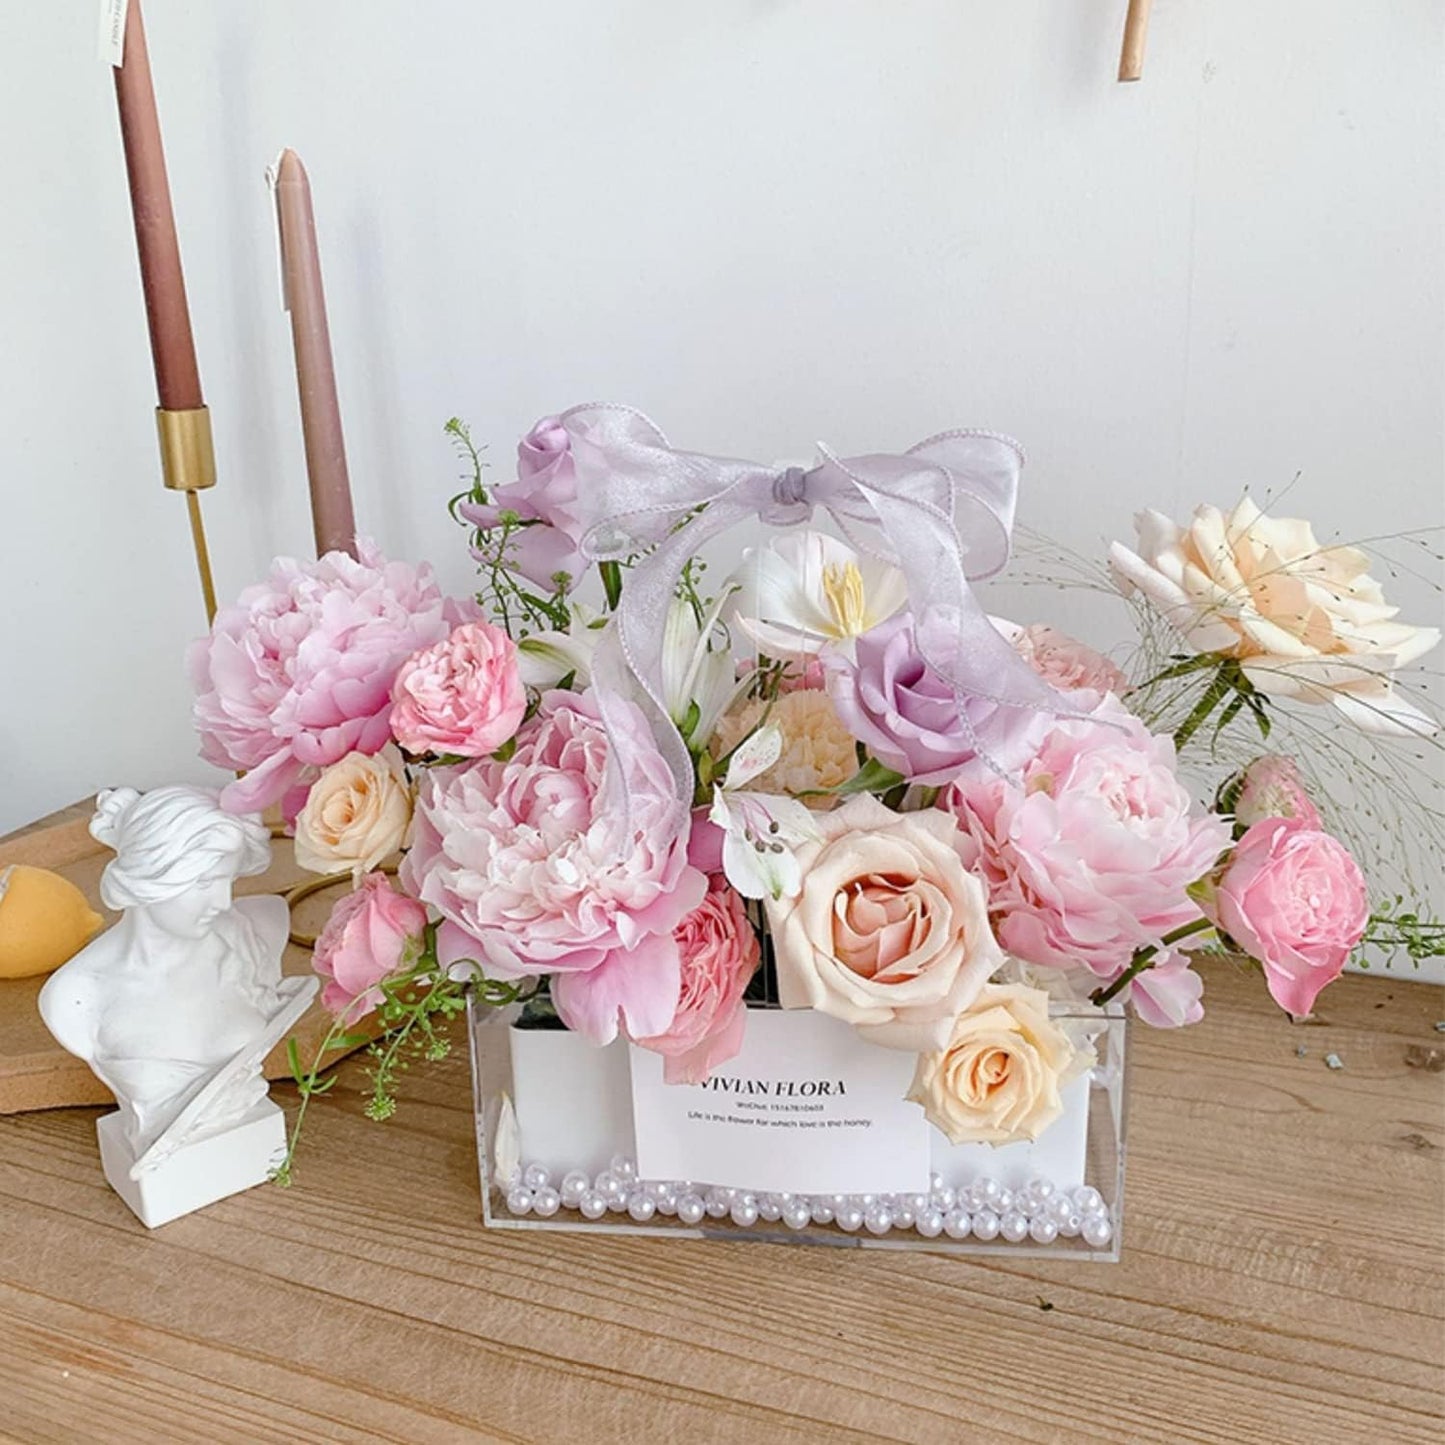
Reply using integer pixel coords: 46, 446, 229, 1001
725, 530, 908, 661
661, 587, 752, 747
515, 603, 605, 689
709, 782, 820, 901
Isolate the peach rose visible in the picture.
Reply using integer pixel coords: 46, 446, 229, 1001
907, 983, 1079, 1145
764, 795, 1002, 1051
294, 745, 412, 878
714, 689, 857, 797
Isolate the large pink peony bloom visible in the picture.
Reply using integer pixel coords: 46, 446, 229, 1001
1208, 817, 1368, 1016
402, 689, 707, 1044
389, 620, 527, 758
633, 878, 761, 1084
190, 542, 453, 814
945, 696, 1231, 980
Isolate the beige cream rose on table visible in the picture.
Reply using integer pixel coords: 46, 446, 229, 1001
908, 983, 1080, 1146
1109, 498, 1440, 736
293, 745, 413, 878
764, 795, 1002, 1052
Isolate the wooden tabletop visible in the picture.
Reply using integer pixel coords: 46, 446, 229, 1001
1, 961, 1441, 1443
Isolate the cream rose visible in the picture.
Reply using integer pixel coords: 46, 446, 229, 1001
294, 746, 412, 878
764, 795, 1002, 1051
714, 690, 857, 797
907, 983, 1078, 1146
1109, 498, 1439, 736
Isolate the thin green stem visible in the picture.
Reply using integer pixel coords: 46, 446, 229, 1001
1172, 663, 1234, 752
1090, 916, 1216, 1007
600, 560, 623, 611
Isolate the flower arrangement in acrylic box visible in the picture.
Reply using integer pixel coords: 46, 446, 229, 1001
188, 404, 1443, 1239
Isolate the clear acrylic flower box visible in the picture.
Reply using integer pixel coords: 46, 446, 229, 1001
468, 996, 1126, 1260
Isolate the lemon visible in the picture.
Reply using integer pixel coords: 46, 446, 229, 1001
0, 865, 105, 979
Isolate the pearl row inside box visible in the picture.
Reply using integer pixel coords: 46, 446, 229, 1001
499, 1155, 1115, 1248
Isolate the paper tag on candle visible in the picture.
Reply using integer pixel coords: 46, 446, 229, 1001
265, 153, 290, 314
98, 0, 130, 67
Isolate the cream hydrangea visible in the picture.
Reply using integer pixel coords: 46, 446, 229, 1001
1109, 498, 1439, 736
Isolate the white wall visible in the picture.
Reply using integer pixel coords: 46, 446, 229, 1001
3, 4, 1442, 964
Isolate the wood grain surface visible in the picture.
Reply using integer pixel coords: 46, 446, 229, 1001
1, 959, 1441, 1443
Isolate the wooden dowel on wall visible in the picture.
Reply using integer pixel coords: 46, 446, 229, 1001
1118, 0, 1154, 82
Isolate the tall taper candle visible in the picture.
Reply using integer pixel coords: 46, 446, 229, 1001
274, 149, 357, 559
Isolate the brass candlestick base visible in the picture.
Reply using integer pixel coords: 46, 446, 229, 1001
155, 405, 219, 623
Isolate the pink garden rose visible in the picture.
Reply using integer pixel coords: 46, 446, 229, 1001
634, 878, 761, 1084
946, 695, 1231, 982
389, 620, 527, 758
402, 689, 706, 1044
825, 614, 1046, 785
457, 416, 588, 591
1232, 755, 1323, 832
1013, 624, 1127, 697
190, 541, 452, 814
313, 872, 427, 1020
1208, 817, 1368, 1016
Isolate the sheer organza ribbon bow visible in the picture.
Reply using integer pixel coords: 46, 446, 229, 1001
558, 402, 1070, 837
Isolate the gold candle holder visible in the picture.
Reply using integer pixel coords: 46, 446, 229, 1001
155, 405, 219, 623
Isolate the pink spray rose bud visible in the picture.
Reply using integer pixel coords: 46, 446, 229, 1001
1208, 818, 1368, 1017
313, 872, 428, 1021
389, 620, 528, 758
634, 878, 762, 1084
1232, 755, 1323, 831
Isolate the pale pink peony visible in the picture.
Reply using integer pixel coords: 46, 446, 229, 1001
634, 878, 761, 1084
1208, 817, 1368, 1017
389, 620, 527, 758
1232, 755, 1323, 831
457, 416, 587, 591
945, 695, 1231, 980
313, 872, 427, 1021
1014, 624, 1128, 698
401, 689, 706, 1044
1127, 952, 1205, 1028
190, 542, 453, 814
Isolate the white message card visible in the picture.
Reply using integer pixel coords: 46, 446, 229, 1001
629, 1009, 931, 1195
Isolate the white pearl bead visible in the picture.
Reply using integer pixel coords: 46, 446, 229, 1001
730, 1199, 760, 1228
996, 1188, 1016, 1215
1027, 1178, 1055, 1201
782, 1200, 813, 1230
626, 1192, 656, 1222
522, 1163, 551, 1191
810, 1200, 835, 1225
1072, 1185, 1104, 1214
915, 1208, 945, 1238
703, 1187, 731, 1218
856, 1193, 877, 1207
1000, 1211, 1029, 1243
654, 1187, 678, 1216
1058, 1210, 1083, 1237
757, 1194, 783, 1222
1028, 1216, 1059, 1244
864, 1205, 893, 1235
834, 1204, 864, 1232
1081, 1214, 1114, 1248
505, 1186, 533, 1215
980, 1178, 1004, 1207
904, 1192, 930, 1213
560, 1170, 590, 1207
594, 1170, 620, 1197
532, 1186, 561, 1218
943, 1208, 972, 1239
610, 1154, 637, 1182
579, 1190, 608, 1220
929, 1172, 946, 1192
893, 1206, 916, 1229
676, 1194, 706, 1226
1046, 1194, 1075, 1225
930, 1186, 957, 1212
971, 1208, 1000, 1241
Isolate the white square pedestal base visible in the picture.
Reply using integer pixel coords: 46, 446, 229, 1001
97, 1100, 287, 1228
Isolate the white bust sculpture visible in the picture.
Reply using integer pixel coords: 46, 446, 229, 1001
39, 786, 317, 1224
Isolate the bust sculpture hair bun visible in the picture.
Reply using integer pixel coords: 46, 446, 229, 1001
90, 787, 141, 849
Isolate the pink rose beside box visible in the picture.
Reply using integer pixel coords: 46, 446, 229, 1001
188, 405, 1439, 1254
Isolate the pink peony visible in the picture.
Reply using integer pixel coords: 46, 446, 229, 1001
457, 416, 587, 590
1232, 755, 1323, 832
1127, 952, 1205, 1028
389, 620, 527, 758
1208, 818, 1368, 1016
1013, 624, 1128, 697
313, 872, 427, 1020
825, 614, 1047, 785
402, 689, 706, 1044
190, 541, 453, 814
634, 878, 761, 1084
946, 695, 1231, 980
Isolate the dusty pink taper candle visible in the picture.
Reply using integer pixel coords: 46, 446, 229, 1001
274, 148, 357, 559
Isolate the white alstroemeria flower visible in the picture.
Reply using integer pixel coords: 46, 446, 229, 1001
725, 530, 908, 661
515, 603, 604, 689
661, 588, 752, 747
709, 785, 820, 901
